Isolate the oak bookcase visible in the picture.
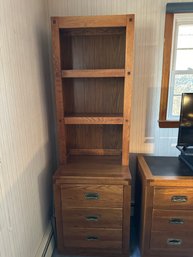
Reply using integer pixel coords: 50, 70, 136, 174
51, 15, 135, 256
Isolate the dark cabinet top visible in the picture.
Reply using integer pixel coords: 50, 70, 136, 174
144, 156, 193, 177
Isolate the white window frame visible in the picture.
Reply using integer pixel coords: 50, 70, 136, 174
167, 13, 193, 120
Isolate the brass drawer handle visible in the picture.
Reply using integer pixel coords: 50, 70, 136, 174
86, 215, 99, 222
169, 218, 184, 225
167, 238, 182, 246
86, 236, 99, 241
171, 196, 187, 202
85, 192, 99, 200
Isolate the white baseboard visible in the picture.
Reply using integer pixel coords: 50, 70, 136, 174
35, 222, 55, 257
45, 233, 55, 257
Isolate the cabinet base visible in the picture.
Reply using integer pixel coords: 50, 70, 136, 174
57, 248, 129, 257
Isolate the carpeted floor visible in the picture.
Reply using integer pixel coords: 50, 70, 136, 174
52, 219, 141, 257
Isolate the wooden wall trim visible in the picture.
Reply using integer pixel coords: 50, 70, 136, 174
159, 13, 174, 128
159, 120, 179, 128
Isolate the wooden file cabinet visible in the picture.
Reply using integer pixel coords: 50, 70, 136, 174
53, 156, 131, 256
137, 155, 193, 257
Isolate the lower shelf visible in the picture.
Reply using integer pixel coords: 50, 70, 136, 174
53, 155, 131, 182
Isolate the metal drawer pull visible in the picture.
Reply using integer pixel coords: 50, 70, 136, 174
85, 192, 99, 200
86, 216, 99, 222
167, 239, 182, 246
171, 196, 187, 202
169, 218, 184, 225
86, 236, 99, 241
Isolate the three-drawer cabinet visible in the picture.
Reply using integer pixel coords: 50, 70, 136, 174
54, 156, 131, 257
137, 155, 193, 257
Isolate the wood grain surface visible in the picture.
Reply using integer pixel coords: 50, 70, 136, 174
152, 209, 193, 232
63, 227, 122, 249
62, 69, 125, 78
61, 184, 123, 208
56, 15, 127, 28
64, 116, 123, 124
153, 187, 193, 209
62, 208, 122, 228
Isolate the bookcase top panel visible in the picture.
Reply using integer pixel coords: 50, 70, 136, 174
52, 15, 134, 29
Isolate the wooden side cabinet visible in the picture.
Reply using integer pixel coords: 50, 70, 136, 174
53, 157, 131, 256
51, 15, 135, 256
137, 155, 193, 257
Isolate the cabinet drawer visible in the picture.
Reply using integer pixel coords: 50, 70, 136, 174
150, 231, 193, 250
61, 184, 123, 208
62, 208, 122, 228
152, 210, 193, 232
63, 228, 122, 250
154, 188, 193, 209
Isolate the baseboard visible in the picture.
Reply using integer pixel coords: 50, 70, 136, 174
44, 233, 55, 257
35, 222, 55, 257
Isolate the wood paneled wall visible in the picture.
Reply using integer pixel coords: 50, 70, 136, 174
0, 0, 56, 256
48, 0, 193, 157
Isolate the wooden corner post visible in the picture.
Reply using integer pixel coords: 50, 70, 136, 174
122, 15, 135, 166
51, 18, 67, 164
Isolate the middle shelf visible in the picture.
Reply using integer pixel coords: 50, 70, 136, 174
61, 69, 125, 78
64, 114, 124, 124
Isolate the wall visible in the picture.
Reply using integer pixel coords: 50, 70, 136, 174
0, 0, 56, 256
48, 0, 193, 157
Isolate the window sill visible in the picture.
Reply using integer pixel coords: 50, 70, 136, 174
159, 120, 180, 128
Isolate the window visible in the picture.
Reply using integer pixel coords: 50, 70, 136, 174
168, 14, 193, 120
159, 3, 193, 128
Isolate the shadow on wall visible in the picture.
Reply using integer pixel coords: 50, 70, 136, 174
35, 24, 58, 221
145, 86, 157, 143
35, 25, 57, 167
1, 142, 54, 257
1, 21, 57, 257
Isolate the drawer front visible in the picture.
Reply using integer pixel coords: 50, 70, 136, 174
152, 209, 193, 232
61, 184, 123, 208
62, 208, 122, 228
150, 231, 193, 250
154, 188, 193, 209
63, 228, 122, 250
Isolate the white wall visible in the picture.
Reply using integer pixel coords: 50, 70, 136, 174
48, 0, 193, 157
0, 0, 56, 256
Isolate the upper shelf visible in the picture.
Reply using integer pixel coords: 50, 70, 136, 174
62, 69, 125, 78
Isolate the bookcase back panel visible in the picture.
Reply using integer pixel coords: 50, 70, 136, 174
66, 125, 122, 153
63, 78, 124, 115
60, 27, 126, 70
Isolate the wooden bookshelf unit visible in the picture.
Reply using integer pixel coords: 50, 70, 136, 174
51, 15, 135, 256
